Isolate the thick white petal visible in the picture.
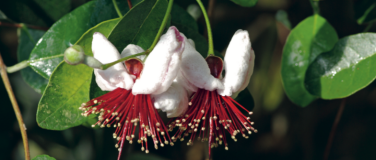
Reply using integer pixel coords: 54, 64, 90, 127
92, 32, 134, 90
152, 81, 188, 118
218, 29, 254, 96
120, 44, 146, 60
132, 26, 185, 95
179, 36, 223, 91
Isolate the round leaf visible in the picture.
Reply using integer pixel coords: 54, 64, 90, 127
281, 15, 338, 107
17, 28, 48, 93
32, 155, 56, 160
305, 33, 376, 99
36, 18, 120, 130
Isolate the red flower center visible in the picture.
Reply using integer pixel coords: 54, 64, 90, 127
168, 56, 257, 158
80, 58, 172, 160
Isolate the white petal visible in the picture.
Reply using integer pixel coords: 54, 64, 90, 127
152, 81, 188, 118
132, 26, 185, 95
187, 39, 195, 48
120, 44, 146, 60
92, 32, 134, 90
179, 36, 223, 91
218, 29, 254, 96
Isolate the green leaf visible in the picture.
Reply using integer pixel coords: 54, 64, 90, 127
281, 15, 338, 107
36, 18, 120, 130
76, 18, 121, 56
33, 0, 71, 21
29, 1, 127, 79
354, 0, 376, 24
171, 4, 198, 32
32, 155, 56, 160
305, 33, 376, 99
37, 62, 92, 130
91, 0, 142, 25
231, 0, 258, 7
108, 0, 168, 51
17, 27, 48, 93
29, 1, 96, 79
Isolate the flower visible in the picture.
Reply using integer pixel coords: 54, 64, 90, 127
167, 29, 256, 157
79, 26, 185, 160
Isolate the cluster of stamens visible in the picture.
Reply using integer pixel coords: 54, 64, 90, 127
168, 88, 257, 156
79, 87, 172, 159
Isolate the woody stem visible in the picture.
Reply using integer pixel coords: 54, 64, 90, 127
0, 53, 30, 160
197, 0, 214, 56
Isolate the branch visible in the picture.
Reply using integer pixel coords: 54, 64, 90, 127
0, 53, 30, 160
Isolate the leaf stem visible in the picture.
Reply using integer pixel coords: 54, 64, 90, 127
323, 98, 346, 160
147, 0, 174, 52
127, 0, 133, 9
6, 54, 64, 73
309, 0, 320, 15
197, 0, 214, 56
0, 21, 49, 31
112, 0, 123, 18
0, 53, 30, 160
101, 51, 148, 70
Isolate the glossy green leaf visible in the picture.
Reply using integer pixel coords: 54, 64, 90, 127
354, 0, 376, 24
37, 62, 92, 130
32, 155, 56, 160
76, 18, 121, 56
91, 0, 142, 25
171, 4, 198, 32
37, 18, 120, 130
17, 27, 48, 93
305, 33, 376, 99
29, 1, 95, 79
108, 0, 168, 51
29, 0, 128, 79
281, 15, 338, 107
231, 0, 258, 7
33, 0, 71, 21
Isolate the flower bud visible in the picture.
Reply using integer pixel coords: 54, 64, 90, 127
64, 45, 85, 65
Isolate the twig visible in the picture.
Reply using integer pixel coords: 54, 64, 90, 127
323, 98, 346, 160
127, 0, 133, 9
0, 21, 49, 31
0, 53, 30, 160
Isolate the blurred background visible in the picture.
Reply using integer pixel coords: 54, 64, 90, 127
1, 0, 376, 159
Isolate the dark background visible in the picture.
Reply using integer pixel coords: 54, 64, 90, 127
1, 0, 376, 159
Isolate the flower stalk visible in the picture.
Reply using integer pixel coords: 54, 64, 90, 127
196, 0, 214, 56
112, 0, 123, 18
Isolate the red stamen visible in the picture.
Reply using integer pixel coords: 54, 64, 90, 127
168, 56, 256, 158
80, 58, 172, 160
168, 89, 256, 158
